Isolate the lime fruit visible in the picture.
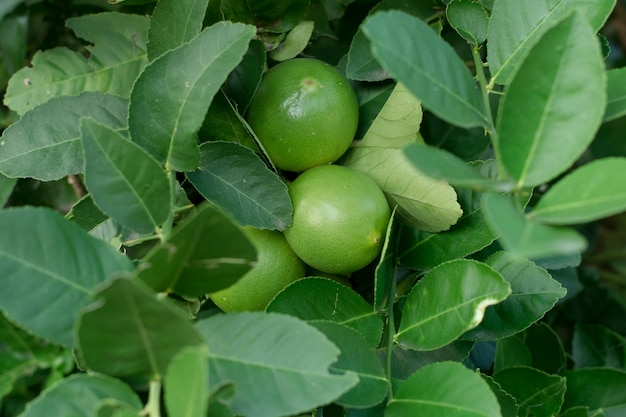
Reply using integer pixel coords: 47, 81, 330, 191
284, 164, 391, 275
246, 58, 359, 172
210, 227, 306, 312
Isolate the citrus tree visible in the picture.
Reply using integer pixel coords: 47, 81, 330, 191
1, 0, 626, 416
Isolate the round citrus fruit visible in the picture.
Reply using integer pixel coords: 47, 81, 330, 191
209, 227, 305, 312
284, 164, 391, 275
246, 58, 359, 172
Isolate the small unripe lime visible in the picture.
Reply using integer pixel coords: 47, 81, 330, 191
210, 227, 306, 311
246, 58, 359, 172
284, 164, 390, 274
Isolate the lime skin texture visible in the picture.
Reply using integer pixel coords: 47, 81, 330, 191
284, 164, 391, 275
246, 58, 359, 172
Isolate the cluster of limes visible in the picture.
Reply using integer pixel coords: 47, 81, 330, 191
210, 58, 391, 312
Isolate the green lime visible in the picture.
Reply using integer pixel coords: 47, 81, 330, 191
284, 164, 390, 274
246, 58, 359, 172
210, 227, 306, 311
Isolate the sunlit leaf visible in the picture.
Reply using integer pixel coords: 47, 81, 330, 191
147, 0, 210, 60
462, 251, 566, 341
0, 207, 133, 347
386, 361, 501, 417
396, 259, 511, 350
80, 117, 171, 234
128, 21, 255, 171
187, 141, 292, 230
0, 93, 128, 181
76, 276, 205, 377
487, 0, 615, 85
164, 345, 210, 417
482, 192, 587, 259
529, 158, 626, 225
195, 312, 358, 417
496, 12, 606, 187
4, 12, 148, 115
362, 10, 488, 128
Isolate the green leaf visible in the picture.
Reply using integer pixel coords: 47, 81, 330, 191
195, 312, 358, 417
494, 335, 532, 373
403, 144, 516, 192
16, 374, 143, 417
147, 0, 210, 60
3, 12, 148, 115
128, 21, 255, 171
529, 158, 626, 225
200, 89, 258, 150
604, 67, 626, 122
66, 194, 109, 232
396, 259, 511, 351
446, 0, 489, 45
388, 341, 474, 380
563, 368, 626, 417
0, 92, 128, 181
164, 345, 210, 417
340, 83, 462, 232
267, 277, 384, 348
269, 20, 315, 61
493, 367, 566, 417
346, 0, 444, 82
223, 38, 266, 113
186, 141, 292, 230
481, 192, 587, 259
495, 12, 606, 188
487, 0, 615, 85
571, 323, 626, 369
0, 207, 133, 347
136, 203, 256, 297
386, 361, 501, 417
462, 251, 566, 341
374, 208, 399, 311
524, 322, 566, 375
76, 276, 205, 377
362, 10, 488, 128
310, 322, 387, 409
0, 174, 16, 207
80, 118, 171, 234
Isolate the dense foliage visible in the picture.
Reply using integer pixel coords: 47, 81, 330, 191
1, 1, 626, 416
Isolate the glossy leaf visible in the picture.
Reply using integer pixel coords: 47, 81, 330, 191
187, 141, 292, 230
496, 12, 606, 188
4, 12, 148, 115
481, 192, 587, 259
362, 10, 488, 128
494, 335, 532, 373
147, 0, 210, 60
76, 276, 205, 377
340, 83, 462, 232
164, 345, 209, 417
346, 0, 441, 82
267, 277, 384, 348
529, 158, 626, 225
310, 322, 387, 409
404, 144, 515, 192
462, 251, 566, 341
386, 361, 501, 417
396, 259, 511, 350
136, 203, 256, 297
0, 207, 133, 347
446, 0, 489, 45
492, 367, 566, 417
604, 67, 626, 122
16, 374, 142, 417
80, 118, 171, 234
195, 312, 358, 417
128, 21, 255, 171
563, 368, 626, 417
487, 0, 615, 85
571, 323, 626, 369
0, 92, 128, 181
